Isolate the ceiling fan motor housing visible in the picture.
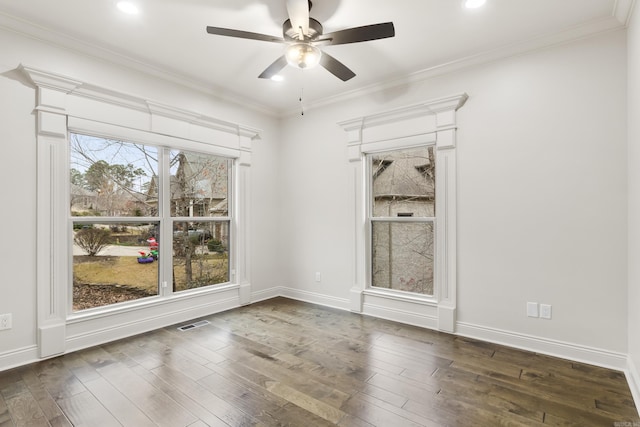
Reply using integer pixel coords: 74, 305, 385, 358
283, 17, 323, 41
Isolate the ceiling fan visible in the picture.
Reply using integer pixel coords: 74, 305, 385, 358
205, 0, 395, 81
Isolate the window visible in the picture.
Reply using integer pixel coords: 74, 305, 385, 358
368, 146, 435, 296
169, 149, 231, 293
70, 133, 232, 311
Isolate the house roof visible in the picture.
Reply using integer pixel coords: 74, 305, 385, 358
372, 151, 434, 199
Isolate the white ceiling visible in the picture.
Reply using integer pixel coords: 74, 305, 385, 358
0, 0, 634, 115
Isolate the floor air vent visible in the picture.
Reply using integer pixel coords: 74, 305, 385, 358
177, 320, 210, 331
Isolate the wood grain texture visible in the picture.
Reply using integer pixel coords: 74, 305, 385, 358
0, 297, 638, 426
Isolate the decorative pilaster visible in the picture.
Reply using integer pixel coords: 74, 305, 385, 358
21, 65, 82, 358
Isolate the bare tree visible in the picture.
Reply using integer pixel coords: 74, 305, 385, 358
70, 134, 156, 216
74, 227, 111, 256
371, 146, 435, 295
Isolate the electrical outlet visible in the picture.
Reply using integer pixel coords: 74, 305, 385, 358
526, 302, 539, 318
0, 313, 12, 330
540, 304, 552, 320
315, 272, 321, 283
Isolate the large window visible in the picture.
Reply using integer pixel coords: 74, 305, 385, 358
70, 134, 231, 311
368, 145, 435, 296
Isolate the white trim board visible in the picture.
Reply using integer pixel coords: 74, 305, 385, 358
456, 321, 628, 371
278, 287, 351, 312
65, 295, 241, 355
627, 356, 640, 417
0, 345, 40, 372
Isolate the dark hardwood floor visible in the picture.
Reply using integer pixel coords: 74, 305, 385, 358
0, 297, 638, 426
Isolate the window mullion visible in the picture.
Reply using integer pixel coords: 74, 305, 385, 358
159, 147, 173, 296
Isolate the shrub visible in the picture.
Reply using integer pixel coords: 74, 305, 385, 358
207, 239, 225, 253
74, 227, 111, 256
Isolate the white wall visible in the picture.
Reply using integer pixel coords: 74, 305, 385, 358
0, 27, 282, 360
280, 30, 629, 357
628, 2, 640, 399
0, 23, 632, 373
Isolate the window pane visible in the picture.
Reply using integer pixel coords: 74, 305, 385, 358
70, 134, 158, 217
170, 150, 230, 217
73, 222, 159, 311
371, 221, 434, 295
173, 221, 229, 292
371, 146, 435, 217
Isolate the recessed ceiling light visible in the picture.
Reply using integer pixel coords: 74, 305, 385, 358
117, 1, 139, 15
271, 75, 284, 82
464, 0, 486, 9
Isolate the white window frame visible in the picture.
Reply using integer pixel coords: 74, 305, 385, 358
68, 131, 236, 312
366, 144, 438, 299
339, 94, 467, 332
22, 65, 259, 358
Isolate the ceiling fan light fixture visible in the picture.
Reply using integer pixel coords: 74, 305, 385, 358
286, 43, 322, 69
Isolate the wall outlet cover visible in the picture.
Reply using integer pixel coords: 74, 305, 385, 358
540, 304, 552, 319
527, 302, 539, 318
0, 313, 12, 330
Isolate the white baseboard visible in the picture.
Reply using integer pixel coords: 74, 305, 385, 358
278, 287, 351, 311
362, 302, 438, 330
627, 355, 640, 417
456, 321, 628, 371
251, 286, 284, 303
0, 345, 39, 372
65, 295, 240, 354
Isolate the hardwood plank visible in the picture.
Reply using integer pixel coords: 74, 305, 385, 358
133, 365, 238, 427
0, 392, 16, 427
265, 380, 346, 424
366, 371, 440, 398
82, 376, 156, 427
215, 344, 353, 409
2, 384, 48, 427
96, 362, 197, 427
340, 392, 437, 427
31, 360, 86, 401
56, 391, 121, 427
19, 369, 71, 427
0, 298, 637, 426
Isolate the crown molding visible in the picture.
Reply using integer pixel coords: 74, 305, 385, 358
0, 11, 277, 118
614, 0, 636, 26
284, 14, 627, 117
1, 6, 631, 119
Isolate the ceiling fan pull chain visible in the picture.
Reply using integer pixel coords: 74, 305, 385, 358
299, 87, 305, 116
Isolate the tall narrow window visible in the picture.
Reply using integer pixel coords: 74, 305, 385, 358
70, 133, 232, 311
369, 145, 435, 296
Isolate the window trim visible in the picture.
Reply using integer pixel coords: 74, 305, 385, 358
68, 133, 236, 313
23, 65, 259, 358
339, 94, 467, 333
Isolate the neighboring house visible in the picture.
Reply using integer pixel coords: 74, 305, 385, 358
70, 183, 98, 215
371, 147, 435, 294
146, 151, 229, 243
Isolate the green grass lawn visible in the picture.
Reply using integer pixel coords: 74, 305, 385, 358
73, 254, 229, 294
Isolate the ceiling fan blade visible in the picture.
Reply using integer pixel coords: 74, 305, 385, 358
206, 26, 284, 43
285, 0, 310, 39
258, 56, 289, 79
319, 22, 395, 46
320, 52, 355, 81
